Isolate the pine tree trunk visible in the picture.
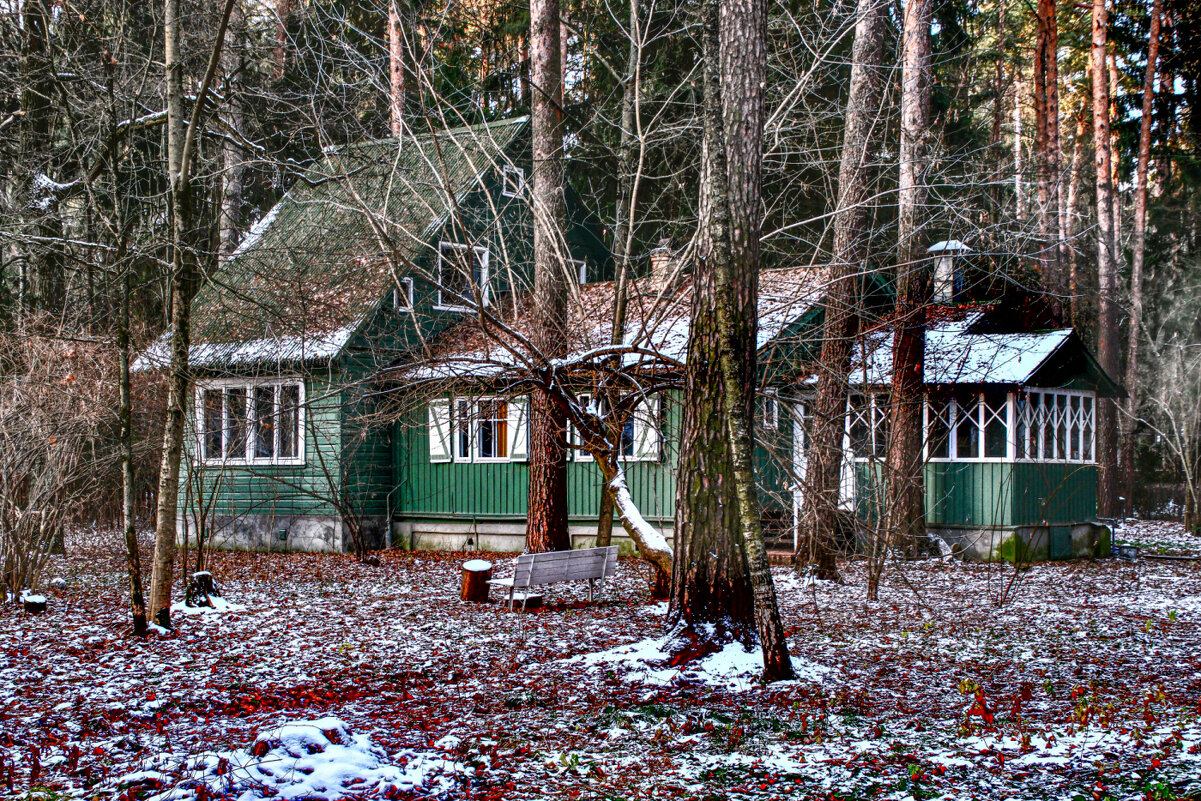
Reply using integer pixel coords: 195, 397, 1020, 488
713, 0, 794, 681
1066, 106, 1087, 324
1091, 0, 1120, 517
800, 0, 885, 581
1033, 0, 1065, 310
388, 0, 406, 136
527, 0, 571, 553
1122, 0, 1162, 516
670, 1, 754, 633
884, 0, 933, 586
220, 0, 245, 256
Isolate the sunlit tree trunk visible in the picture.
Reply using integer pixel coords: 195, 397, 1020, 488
526, 0, 571, 552
1121, 0, 1162, 516
800, 0, 886, 581
1091, 0, 1119, 517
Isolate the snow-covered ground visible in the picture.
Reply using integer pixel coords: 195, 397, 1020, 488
7, 520, 1201, 800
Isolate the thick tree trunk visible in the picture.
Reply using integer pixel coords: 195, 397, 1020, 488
1121, 0, 1162, 516
1066, 105, 1087, 323
119, 225, 147, 638
713, 0, 793, 680
273, 0, 293, 81
1091, 0, 1120, 517
220, 0, 245, 256
883, 0, 933, 596
800, 0, 886, 581
669, 5, 754, 632
527, 0, 571, 553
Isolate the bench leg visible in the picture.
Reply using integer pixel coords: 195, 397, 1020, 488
588, 578, 595, 604
508, 584, 515, 612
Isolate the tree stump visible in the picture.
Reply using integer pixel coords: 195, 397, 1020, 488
461, 559, 493, 602
23, 595, 46, 615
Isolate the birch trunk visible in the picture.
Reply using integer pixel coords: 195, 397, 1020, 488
801, 0, 886, 581
527, 0, 571, 552
883, 0, 933, 595
1121, 0, 1163, 515
1091, 0, 1120, 517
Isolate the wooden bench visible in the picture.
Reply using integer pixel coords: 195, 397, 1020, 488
488, 546, 619, 611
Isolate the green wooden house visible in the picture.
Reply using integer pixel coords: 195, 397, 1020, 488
141, 117, 1120, 561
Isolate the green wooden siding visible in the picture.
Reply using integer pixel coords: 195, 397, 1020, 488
921, 461, 1097, 529
392, 396, 679, 522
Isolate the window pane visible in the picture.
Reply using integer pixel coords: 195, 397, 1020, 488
620, 416, 635, 457
1069, 395, 1081, 460
477, 400, 508, 459
848, 395, 870, 455
1083, 396, 1095, 461
983, 390, 1008, 458
441, 245, 479, 307
870, 395, 889, 458
253, 386, 275, 458
455, 399, 472, 459
1015, 395, 1029, 459
226, 388, 247, 459
203, 390, 223, 459
955, 394, 980, 459
279, 385, 300, 459
927, 398, 951, 459
1054, 395, 1067, 460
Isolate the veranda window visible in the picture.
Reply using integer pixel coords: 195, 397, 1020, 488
1018, 390, 1095, 463
925, 390, 1010, 461
197, 381, 304, 464
846, 394, 888, 460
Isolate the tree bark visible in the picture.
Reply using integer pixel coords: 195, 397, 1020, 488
883, 0, 933, 595
220, 0, 246, 256
1066, 104, 1087, 323
149, 0, 238, 628
1033, 0, 1066, 312
1121, 0, 1163, 516
713, 0, 794, 680
800, 0, 886, 581
1091, 0, 1119, 517
669, 0, 756, 636
527, 0, 571, 553
388, 0, 406, 136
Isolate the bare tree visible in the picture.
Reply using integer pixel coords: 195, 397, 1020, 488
800, 0, 886, 581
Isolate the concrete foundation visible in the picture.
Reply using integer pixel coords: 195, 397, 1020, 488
930, 522, 1111, 562
177, 513, 388, 553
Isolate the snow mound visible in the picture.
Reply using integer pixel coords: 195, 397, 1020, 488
171, 595, 246, 616
114, 717, 469, 801
571, 635, 832, 689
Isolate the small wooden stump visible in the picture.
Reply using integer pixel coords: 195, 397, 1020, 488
23, 595, 47, 615
461, 559, 493, 602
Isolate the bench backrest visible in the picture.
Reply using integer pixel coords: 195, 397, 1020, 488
513, 546, 618, 588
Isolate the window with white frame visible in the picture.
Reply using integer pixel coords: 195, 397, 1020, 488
925, 390, 1010, 461
571, 259, 588, 284
392, 276, 414, 311
437, 242, 490, 311
197, 381, 303, 464
1018, 390, 1095, 462
501, 165, 525, 197
565, 392, 662, 462
432, 396, 528, 463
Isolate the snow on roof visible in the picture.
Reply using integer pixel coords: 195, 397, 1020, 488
849, 314, 1072, 386
927, 240, 972, 254
132, 322, 359, 373
399, 266, 828, 382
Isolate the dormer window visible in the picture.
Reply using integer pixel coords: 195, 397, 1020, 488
501, 165, 525, 198
392, 276, 414, 311
436, 242, 490, 312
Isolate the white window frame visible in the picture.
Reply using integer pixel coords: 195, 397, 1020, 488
392, 276, 414, 311
435, 242, 490, 312
762, 389, 779, 431
195, 379, 305, 466
573, 393, 660, 462
571, 258, 588, 285
847, 393, 888, 461
1015, 388, 1096, 464
501, 165, 525, 198
473, 397, 510, 462
444, 396, 527, 463
923, 391, 1011, 463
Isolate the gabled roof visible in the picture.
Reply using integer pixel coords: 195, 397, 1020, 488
847, 311, 1123, 394
136, 117, 529, 371
397, 266, 829, 382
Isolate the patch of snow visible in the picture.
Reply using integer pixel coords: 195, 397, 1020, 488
462, 559, 492, 571
133, 322, 359, 372
114, 717, 469, 801
571, 635, 832, 689
170, 596, 247, 616
228, 203, 282, 260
